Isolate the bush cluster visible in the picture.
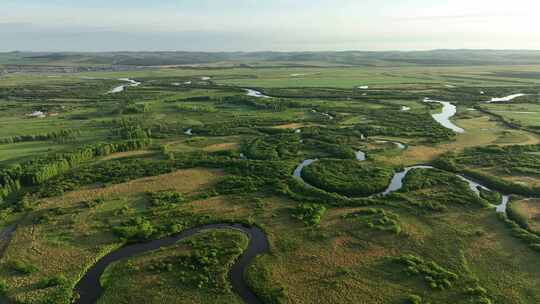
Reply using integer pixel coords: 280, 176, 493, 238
345, 208, 401, 234
301, 160, 394, 197
246, 257, 288, 304
242, 134, 300, 160
36, 275, 68, 289
498, 213, 540, 252
113, 216, 156, 241
176, 104, 217, 113
148, 191, 186, 208
291, 203, 327, 227
9, 260, 38, 275
394, 254, 458, 290
147, 231, 246, 290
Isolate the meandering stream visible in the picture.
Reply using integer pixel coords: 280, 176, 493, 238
375, 140, 407, 150
245, 89, 271, 98
293, 149, 367, 188
488, 93, 526, 103
88, 86, 524, 304
355, 151, 366, 161
311, 109, 334, 120
293, 161, 510, 213
424, 98, 464, 133
292, 159, 318, 188
108, 78, 141, 94
243, 89, 338, 120
8, 77, 538, 304
380, 165, 434, 195
74, 223, 269, 304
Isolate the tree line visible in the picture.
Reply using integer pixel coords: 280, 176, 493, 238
0, 139, 152, 202
0, 129, 81, 145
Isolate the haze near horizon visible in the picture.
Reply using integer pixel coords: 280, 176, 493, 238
2, 0, 540, 52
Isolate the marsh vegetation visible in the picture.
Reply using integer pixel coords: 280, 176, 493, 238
0, 59, 539, 304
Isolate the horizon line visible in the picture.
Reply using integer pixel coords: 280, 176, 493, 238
3, 48, 540, 54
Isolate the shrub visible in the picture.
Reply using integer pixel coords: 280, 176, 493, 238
301, 160, 394, 196
9, 260, 38, 275
147, 231, 248, 291
466, 285, 487, 296
37, 274, 68, 289
506, 202, 530, 230
176, 104, 217, 113
148, 191, 186, 207
497, 215, 540, 252
530, 244, 540, 252
83, 198, 105, 208
113, 217, 156, 241
246, 257, 288, 304
345, 209, 402, 235
214, 176, 262, 194
394, 254, 458, 290
477, 297, 492, 304
242, 134, 300, 161
292, 203, 327, 227
406, 294, 423, 304
435, 145, 540, 196
0, 280, 8, 294
478, 188, 502, 206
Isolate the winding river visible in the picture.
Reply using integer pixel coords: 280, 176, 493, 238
293, 149, 367, 188
488, 93, 526, 103
109, 78, 141, 94
292, 159, 318, 188
380, 165, 434, 196
456, 174, 510, 211
243, 90, 335, 120
310, 109, 334, 120
82, 85, 524, 304
75, 223, 269, 304
245, 89, 271, 99
355, 151, 366, 161
293, 161, 510, 212
375, 140, 407, 150
424, 98, 464, 133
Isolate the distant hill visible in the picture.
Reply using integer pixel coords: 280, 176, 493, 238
2, 50, 540, 68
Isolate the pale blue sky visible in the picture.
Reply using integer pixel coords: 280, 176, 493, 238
2, 0, 540, 51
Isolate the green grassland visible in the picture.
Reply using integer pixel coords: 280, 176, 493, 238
0, 141, 73, 164
509, 198, 540, 235
1, 163, 539, 304
483, 103, 540, 128
5, 50, 540, 67
0, 60, 539, 304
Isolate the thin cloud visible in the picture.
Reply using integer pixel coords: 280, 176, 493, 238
2, 1, 540, 51
398, 12, 529, 21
